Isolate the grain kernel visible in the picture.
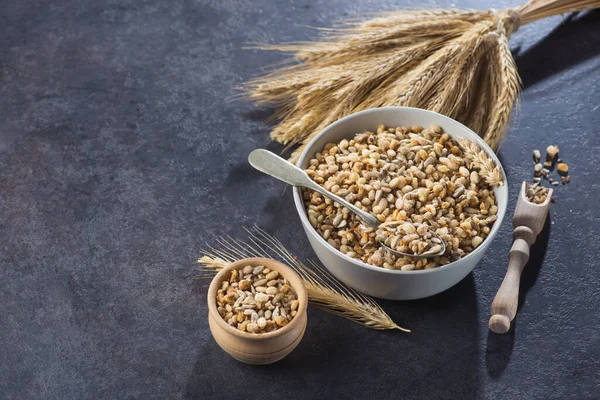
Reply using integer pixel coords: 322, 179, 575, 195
217, 265, 299, 333
302, 125, 500, 270
265, 286, 278, 296
557, 163, 568, 174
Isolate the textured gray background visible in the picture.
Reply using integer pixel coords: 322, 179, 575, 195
1, 0, 599, 399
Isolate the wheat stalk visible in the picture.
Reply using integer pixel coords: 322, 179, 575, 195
243, 0, 600, 162
483, 22, 522, 150
197, 226, 408, 331
517, 0, 600, 23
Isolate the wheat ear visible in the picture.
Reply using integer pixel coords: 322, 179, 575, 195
483, 21, 521, 151
457, 138, 504, 187
197, 226, 408, 331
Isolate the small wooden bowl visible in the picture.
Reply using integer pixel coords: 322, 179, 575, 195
207, 257, 308, 365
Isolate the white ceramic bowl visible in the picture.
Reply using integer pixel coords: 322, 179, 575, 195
292, 107, 508, 300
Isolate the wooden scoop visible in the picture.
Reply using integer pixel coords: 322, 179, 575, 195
489, 181, 553, 334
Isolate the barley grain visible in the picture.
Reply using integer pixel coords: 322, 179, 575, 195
303, 125, 501, 270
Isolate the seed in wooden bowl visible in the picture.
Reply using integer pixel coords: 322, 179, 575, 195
302, 124, 502, 271
526, 183, 549, 204
215, 265, 298, 333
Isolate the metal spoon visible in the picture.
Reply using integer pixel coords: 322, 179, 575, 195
248, 149, 445, 258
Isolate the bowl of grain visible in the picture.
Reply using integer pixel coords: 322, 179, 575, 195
292, 107, 508, 300
207, 257, 308, 364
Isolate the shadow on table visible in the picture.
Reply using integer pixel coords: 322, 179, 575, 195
218, 106, 289, 196
485, 322, 516, 379
485, 214, 551, 378
514, 10, 600, 88
185, 274, 482, 399
242, 107, 276, 123
219, 138, 304, 234
383, 274, 482, 399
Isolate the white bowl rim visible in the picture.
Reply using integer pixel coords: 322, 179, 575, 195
292, 106, 508, 275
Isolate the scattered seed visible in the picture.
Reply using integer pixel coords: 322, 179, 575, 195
546, 145, 559, 160
557, 163, 568, 175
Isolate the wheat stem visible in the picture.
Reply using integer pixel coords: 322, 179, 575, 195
518, 0, 600, 24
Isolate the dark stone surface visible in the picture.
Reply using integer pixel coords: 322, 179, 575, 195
1, 0, 599, 398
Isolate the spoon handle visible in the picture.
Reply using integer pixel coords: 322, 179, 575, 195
248, 149, 380, 230
248, 149, 316, 188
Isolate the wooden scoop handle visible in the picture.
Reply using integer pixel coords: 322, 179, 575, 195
489, 182, 552, 334
489, 227, 533, 333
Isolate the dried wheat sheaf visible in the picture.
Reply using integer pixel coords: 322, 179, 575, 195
243, 0, 600, 162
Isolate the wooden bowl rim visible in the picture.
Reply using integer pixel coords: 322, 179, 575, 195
207, 257, 308, 340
